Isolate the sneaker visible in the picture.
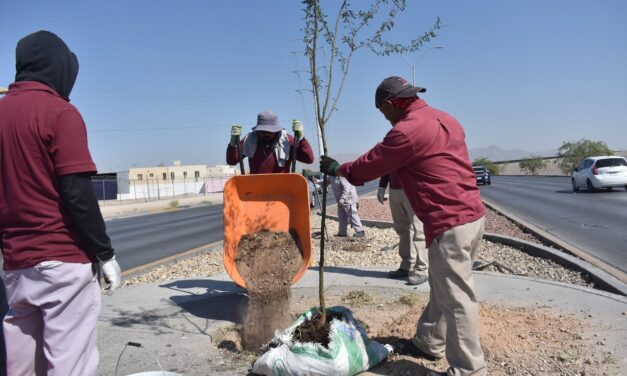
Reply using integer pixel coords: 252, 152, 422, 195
334, 233, 347, 237
353, 231, 365, 238
407, 273, 428, 286
387, 268, 410, 279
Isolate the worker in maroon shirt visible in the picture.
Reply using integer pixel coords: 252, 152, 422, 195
226, 111, 315, 173
0, 30, 120, 376
320, 76, 487, 376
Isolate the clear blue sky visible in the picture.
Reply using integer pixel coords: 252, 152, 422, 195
1, 1, 626, 172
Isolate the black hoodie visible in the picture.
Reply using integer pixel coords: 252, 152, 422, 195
9, 30, 115, 262
15, 30, 79, 100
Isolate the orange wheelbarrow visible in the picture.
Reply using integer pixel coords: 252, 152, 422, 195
223, 173, 312, 288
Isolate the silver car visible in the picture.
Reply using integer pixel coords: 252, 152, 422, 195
571, 156, 627, 191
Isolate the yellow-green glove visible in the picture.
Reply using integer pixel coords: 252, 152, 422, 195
229, 124, 242, 146
292, 119, 304, 139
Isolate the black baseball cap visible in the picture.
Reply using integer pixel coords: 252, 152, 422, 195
375, 76, 426, 108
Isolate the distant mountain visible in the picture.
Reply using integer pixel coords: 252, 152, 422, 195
303, 147, 562, 172
468, 145, 556, 162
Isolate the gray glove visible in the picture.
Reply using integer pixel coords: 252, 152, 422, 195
99, 256, 121, 295
377, 187, 386, 204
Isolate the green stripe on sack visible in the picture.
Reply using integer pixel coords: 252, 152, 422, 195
272, 359, 287, 376
334, 325, 364, 375
289, 342, 338, 361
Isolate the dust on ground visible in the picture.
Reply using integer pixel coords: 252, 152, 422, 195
235, 230, 304, 352
213, 290, 620, 376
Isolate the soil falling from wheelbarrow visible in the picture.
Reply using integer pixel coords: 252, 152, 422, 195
235, 230, 303, 352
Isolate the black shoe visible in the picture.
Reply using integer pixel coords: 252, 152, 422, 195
387, 268, 410, 279
353, 231, 365, 238
334, 233, 347, 237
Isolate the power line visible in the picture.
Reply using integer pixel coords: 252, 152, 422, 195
89, 124, 228, 133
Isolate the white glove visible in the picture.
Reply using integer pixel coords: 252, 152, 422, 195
230, 124, 242, 137
377, 187, 386, 204
99, 256, 121, 295
292, 119, 304, 139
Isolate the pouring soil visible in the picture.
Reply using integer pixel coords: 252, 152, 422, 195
235, 230, 303, 351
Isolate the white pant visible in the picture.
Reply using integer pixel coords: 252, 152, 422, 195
337, 203, 364, 235
3, 262, 101, 376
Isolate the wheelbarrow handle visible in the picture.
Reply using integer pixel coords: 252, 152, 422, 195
290, 135, 301, 173
235, 135, 245, 175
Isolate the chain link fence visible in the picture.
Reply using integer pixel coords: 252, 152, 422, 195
92, 176, 231, 202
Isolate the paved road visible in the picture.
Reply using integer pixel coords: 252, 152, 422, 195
479, 176, 627, 273
107, 180, 378, 271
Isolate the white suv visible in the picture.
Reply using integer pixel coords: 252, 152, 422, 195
571, 156, 627, 192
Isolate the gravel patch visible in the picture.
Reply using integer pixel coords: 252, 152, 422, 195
123, 195, 593, 289
122, 250, 224, 286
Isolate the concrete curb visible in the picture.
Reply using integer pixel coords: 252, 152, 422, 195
121, 240, 224, 281
324, 213, 394, 230
482, 198, 627, 285
326, 205, 627, 296
483, 233, 627, 296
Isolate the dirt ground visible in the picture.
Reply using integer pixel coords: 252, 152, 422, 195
213, 289, 620, 376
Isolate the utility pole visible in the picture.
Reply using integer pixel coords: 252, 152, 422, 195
400, 46, 444, 85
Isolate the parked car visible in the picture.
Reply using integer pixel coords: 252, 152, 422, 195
473, 166, 491, 185
571, 156, 627, 192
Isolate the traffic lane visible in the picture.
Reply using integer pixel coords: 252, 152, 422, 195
479, 176, 627, 266
481, 176, 627, 222
480, 176, 627, 272
106, 205, 223, 270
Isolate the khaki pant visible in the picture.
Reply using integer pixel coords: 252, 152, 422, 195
388, 188, 428, 274
414, 217, 486, 376
3, 262, 101, 376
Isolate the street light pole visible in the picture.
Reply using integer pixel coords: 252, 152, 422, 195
400, 46, 444, 85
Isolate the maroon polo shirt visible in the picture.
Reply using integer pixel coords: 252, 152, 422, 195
338, 99, 484, 246
226, 133, 315, 173
0, 81, 97, 269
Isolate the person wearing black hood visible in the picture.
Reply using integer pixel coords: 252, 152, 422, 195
0, 30, 120, 375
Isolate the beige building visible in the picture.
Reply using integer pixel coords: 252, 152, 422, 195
207, 164, 239, 177
117, 161, 237, 200
129, 161, 208, 182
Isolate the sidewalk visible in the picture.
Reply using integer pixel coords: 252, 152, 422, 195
97, 267, 627, 375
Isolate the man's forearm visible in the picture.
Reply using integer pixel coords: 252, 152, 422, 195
59, 173, 115, 261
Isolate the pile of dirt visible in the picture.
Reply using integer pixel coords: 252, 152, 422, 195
235, 230, 303, 352
292, 311, 345, 348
